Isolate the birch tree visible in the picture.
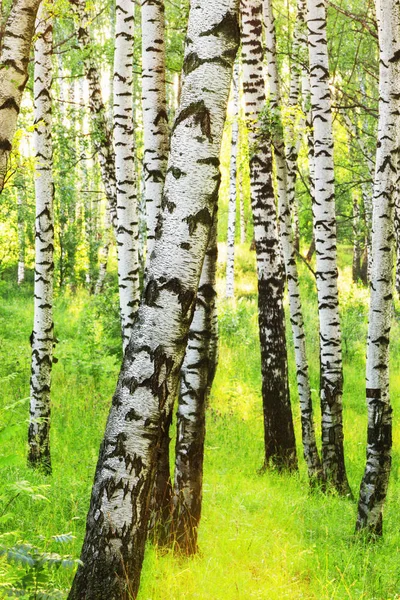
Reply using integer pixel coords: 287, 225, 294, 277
306, 0, 350, 493
263, 0, 321, 480
141, 0, 169, 256
113, 0, 140, 349
67, 2, 240, 597
241, 0, 297, 471
0, 0, 42, 192
226, 62, 239, 298
172, 215, 218, 554
28, 0, 54, 473
356, 0, 400, 535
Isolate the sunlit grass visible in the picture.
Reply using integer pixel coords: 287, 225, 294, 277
1, 246, 400, 599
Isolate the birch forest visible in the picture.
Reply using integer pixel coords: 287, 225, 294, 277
1, 0, 400, 597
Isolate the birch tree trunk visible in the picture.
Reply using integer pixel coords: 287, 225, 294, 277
69, 0, 117, 229
241, 0, 297, 471
172, 215, 218, 554
67, 2, 240, 598
226, 62, 239, 298
263, 0, 321, 480
0, 0, 42, 192
141, 0, 169, 257
113, 0, 140, 349
356, 0, 400, 535
306, 0, 350, 493
28, 1, 54, 474
17, 181, 25, 285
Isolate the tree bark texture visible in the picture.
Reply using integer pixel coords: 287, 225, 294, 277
241, 0, 297, 471
225, 62, 239, 298
69, 0, 117, 229
0, 0, 42, 192
172, 215, 218, 555
356, 0, 400, 535
306, 0, 350, 493
141, 0, 169, 257
263, 0, 321, 481
114, 0, 140, 350
28, 1, 54, 474
67, 2, 240, 598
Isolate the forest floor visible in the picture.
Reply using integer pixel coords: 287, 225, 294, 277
1, 245, 400, 599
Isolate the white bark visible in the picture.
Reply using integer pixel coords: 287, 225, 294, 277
17, 182, 25, 285
113, 0, 140, 349
226, 62, 239, 298
241, 0, 297, 470
69, 0, 117, 230
173, 215, 218, 554
307, 0, 349, 493
356, 0, 400, 534
141, 0, 169, 257
0, 0, 42, 192
263, 0, 321, 480
28, 1, 54, 473
68, 2, 240, 598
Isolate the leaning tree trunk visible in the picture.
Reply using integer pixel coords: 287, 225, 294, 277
113, 0, 140, 349
263, 0, 321, 481
141, 0, 169, 257
226, 62, 239, 299
241, 0, 297, 471
356, 0, 400, 535
67, 2, 240, 598
306, 0, 350, 494
352, 187, 362, 283
172, 215, 218, 555
0, 0, 42, 192
28, 1, 54, 474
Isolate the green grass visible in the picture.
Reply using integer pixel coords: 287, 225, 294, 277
1, 247, 400, 599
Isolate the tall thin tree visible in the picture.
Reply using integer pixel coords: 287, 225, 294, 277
141, 0, 169, 257
263, 0, 321, 480
241, 0, 297, 471
356, 0, 400, 535
28, 0, 54, 473
306, 0, 350, 493
113, 0, 140, 349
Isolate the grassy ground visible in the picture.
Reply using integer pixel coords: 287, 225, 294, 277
1, 246, 400, 599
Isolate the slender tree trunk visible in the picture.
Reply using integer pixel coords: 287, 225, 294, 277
226, 62, 239, 299
69, 0, 117, 229
114, 0, 140, 349
356, 0, 400, 535
395, 189, 400, 297
141, 0, 169, 257
67, 3, 240, 598
28, 1, 54, 474
286, 0, 307, 253
172, 215, 218, 554
239, 170, 246, 243
0, 0, 42, 192
306, 0, 350, 493
241, 0, 297, 471
263, 0, 321, 480
352, 187, 362, 283
17, 182, 25, 285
